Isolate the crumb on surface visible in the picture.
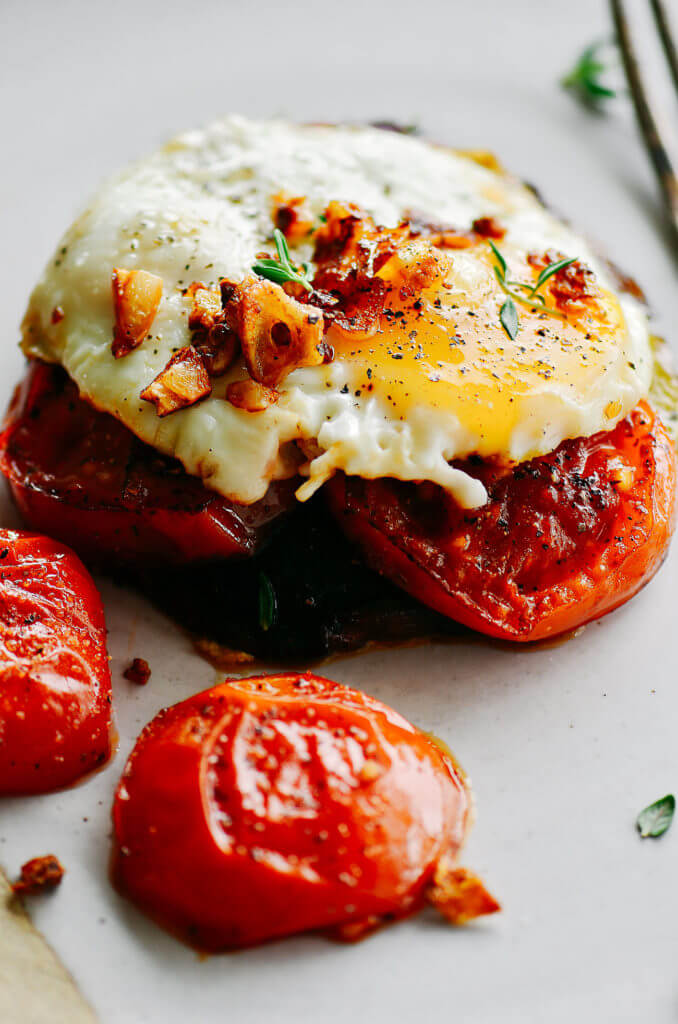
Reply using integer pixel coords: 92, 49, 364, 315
123, 658, 151, 685
12, 855, 65, 895
426, 861, 500, 925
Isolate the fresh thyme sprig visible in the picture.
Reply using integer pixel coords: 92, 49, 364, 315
252, 229, 313, 292
487, 240, 576, 341
561, 41, 616, 107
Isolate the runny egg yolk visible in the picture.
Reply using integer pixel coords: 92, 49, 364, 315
326, 241, 629, 458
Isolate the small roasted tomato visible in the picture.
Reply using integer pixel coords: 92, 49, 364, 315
112, 673, 498, 950
0, 530, 112, 794
0, 361, 297, 569
327, 404, 676, 642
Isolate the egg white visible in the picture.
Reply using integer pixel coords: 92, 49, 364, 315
21, 116, 652, 507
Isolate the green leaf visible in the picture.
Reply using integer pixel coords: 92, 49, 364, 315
258, 572, 277, 632
499, 299, 519, 340
252, 228, 313, 292
487, 239, 506, 279
252, 258, 283, 269
585, 79, 616, 99
561, 41, 616, 107
251, 263, 295, 286
530, 256, 577, 296
636, 794, 675, 838
273, 228, 293, 268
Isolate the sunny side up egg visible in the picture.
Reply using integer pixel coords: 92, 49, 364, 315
20, 116, 652, 509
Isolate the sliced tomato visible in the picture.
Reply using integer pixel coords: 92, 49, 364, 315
327, 403, 676, 642
112, 673, 497, 951
0, 361, 297, 568
0, 529, 112, 794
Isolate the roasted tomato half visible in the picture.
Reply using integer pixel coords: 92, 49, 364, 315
0, 361, 297, 568
112, 673, 499, 950
327, 403, 676, 642
0, 530, 112, 794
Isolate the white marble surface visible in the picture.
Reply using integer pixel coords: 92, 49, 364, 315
0, 1, 677, 1021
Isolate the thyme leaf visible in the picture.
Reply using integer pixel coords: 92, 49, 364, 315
252, 228, 313, 292
561, 41, 616, 107
488, 239, 506, 278
529, 256, 577, 297
636, 794, 675, 838
499, 299, 519, 340
487, 242, 577, 338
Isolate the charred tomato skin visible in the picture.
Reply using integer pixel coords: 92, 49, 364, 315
111, 673, 471, 951
0, 361, 296, 568
0, 530, 112, 794
327, 403, 676, 642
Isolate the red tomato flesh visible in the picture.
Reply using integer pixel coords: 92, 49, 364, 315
112, 673, 497, 950
0, 530, 112, 794
327, 403, 676, 642
0, 361, 297, 567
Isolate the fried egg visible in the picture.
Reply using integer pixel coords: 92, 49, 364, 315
21, 116, 652, 507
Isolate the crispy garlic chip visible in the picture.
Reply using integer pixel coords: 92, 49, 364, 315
111, 268, 163, 358
226, 379, 279, 411
140, 346, 211, 417
186, 283, 239, 377
225, 275, 326, 388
